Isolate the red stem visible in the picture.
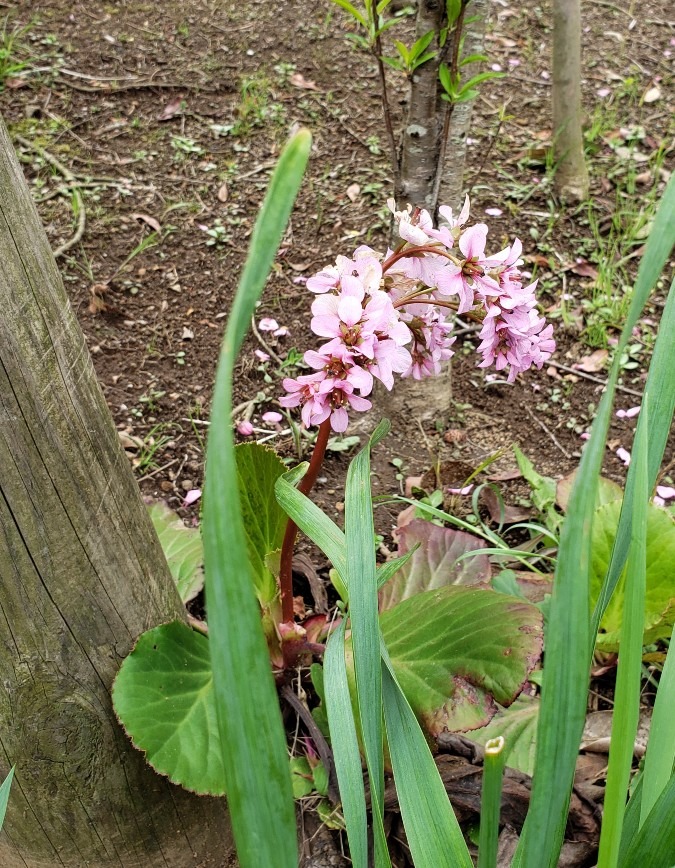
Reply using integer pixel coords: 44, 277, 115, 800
279, 418, 332, 624
381, 243, 458, 274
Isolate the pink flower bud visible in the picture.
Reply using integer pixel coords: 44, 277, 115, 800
237, 420, 254, 437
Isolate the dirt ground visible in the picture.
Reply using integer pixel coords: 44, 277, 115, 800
2, 0, 673, 861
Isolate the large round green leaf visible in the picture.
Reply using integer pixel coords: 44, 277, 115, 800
148, 502, 204, 603
379, 519, 491, 612
112, 621, 226, 795
590, 501, 675, 651
379, 586, 543, 734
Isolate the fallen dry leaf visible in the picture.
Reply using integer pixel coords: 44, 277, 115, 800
574, 349, 608, 373
480, 487, 531, 524
289, 72, 318, 90
570, 259, 599, 280
131, 213, 161, 233
643, 85, 661, 103
346, 183, 361, 202
157, 96, 185, 121
88, 283, 111, 315
5, 77, 29, 89
181, 327, 194, 340
217, 182, 228, 203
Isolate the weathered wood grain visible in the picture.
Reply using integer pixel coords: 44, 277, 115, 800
0, 116, 235, 867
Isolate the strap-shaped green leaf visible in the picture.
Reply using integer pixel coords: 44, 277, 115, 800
618, 773, 675, 868
597, 404, 648, 866
640, 610, 675, 824
324, 619, 368, 868
0, 766, 14, 830
516, 171, 675, 868
202, 129, 310, 868
381, 646, 473, 868
275, 464, 348, 585
345, 422, 390, 867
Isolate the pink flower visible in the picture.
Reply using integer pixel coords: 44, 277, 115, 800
259, 317, 279, 332
616, 447, 631, 466
616, 406, 641, 419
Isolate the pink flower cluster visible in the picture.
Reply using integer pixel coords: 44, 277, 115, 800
280, 198, 555, 431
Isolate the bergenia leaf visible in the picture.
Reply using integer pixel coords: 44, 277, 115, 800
235, 443, 288, 605
148, 502, 204, 603
379, 519, 490, 611
469, 695, 540, 776
590, 500, 675, 651
379, 586, 543, 734
113, 621, 226, 795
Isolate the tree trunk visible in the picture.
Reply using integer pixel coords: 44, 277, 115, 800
552, 0, 589, 202
0, 116, 235, 867
438, 0, 488, 212
398, 0, 446, 211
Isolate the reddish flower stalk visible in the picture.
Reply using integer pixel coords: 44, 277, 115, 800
279, 418, 332, 624
381, 243, 458, 274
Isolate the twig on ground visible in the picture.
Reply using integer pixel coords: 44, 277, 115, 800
14, 134, 87, 258
136, 457, 179, 482
524, 405, 572, 459
547, 360, 643, 397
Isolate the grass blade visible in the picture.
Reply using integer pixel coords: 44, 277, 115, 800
202, 129, 311, 867
597, 404, 649, 867
618, 773, 675, 868
324, 619, 368, 868
0, 766, 14, 830
275, 463, 348, 585
478, 738, 506, 868
516, 172, 675, 868
640, 622, 675, 825
345, 420, 390, 867
380, 648, 473, 868
592, 276, 675, 634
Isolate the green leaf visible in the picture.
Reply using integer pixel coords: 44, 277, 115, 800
438, 62, 454, 95
409, 30, 435, 61
597, 403, 649, 866
381, 55, 405, 71
344, 424, 389, 866
394, 40, 410, 64
513, 446, 560, 532
324, 619, 368, 868
379, 519, 490, 611
235, 443, 288, 604
148, 502, 204, 604
556, 471, 623, 513
590, 500, 675, 651
446, 0, 462, 24
203, 129, 310, 867
618, 773, 675, 868
472, 695, 540, 777
381, 649, 473, 868
275, 464, 348, 592
112, 621, 226, 795
592, 181, 675, 635
640, 621, 675, 824
516, 148, 675, 868
0, 766, 14, 830
460, 53, 488, 66
330, 0, 368, 29
290, 757, 315, 798
379, 587, 543, 734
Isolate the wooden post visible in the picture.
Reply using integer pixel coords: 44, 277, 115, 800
0, 116, 235, 866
